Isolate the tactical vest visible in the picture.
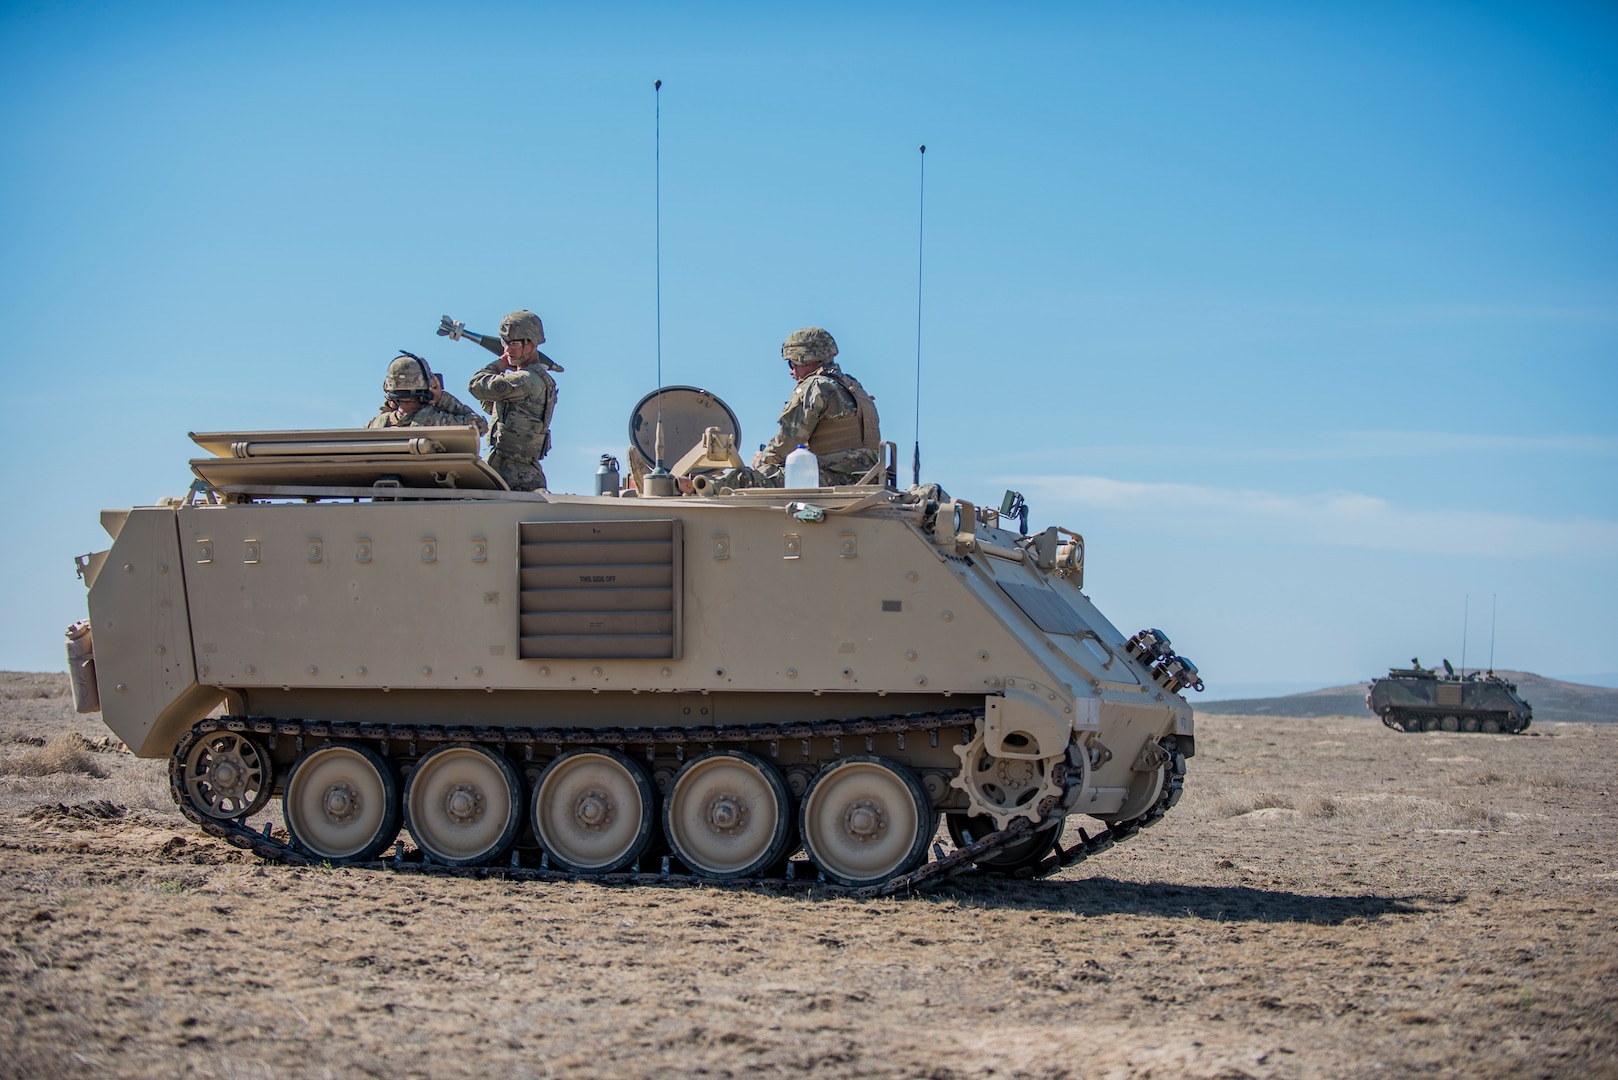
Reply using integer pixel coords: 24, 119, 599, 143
806, 372, 880, 456
491, 366, 557, 459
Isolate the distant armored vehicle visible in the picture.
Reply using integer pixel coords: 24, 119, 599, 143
65, 398, 1203, 894
1367, 659, 1532, 734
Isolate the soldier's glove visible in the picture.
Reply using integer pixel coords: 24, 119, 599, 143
437, 316, 466, 341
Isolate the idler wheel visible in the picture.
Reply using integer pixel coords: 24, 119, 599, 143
800, 756, 931, 888
664, 750, 794, 880
182, 731, 272, 820
1112, 757, 1166, 822
404, 744, 522, 866
945, 812, 1060, 874
282, 743, 400, 862
532, 748, 656, 874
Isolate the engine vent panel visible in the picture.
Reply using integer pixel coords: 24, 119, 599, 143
518, 519, 683, 659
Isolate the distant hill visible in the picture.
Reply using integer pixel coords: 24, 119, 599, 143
1194, 671, 1618, 724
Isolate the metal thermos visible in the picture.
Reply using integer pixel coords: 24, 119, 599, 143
595, 454, 622, 497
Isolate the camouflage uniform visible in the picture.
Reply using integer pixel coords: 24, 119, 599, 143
431, 389, 489, 436
368, 353, 475, 431
366, 404, 472, 429
709, 328, 880, 493
756, 359, 880, 483
468, 311, 557, 492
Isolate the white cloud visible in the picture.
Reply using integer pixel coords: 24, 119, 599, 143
1017, 475, 1618, 559
1299, 431, 1618, 460
982, 431, 1618, 469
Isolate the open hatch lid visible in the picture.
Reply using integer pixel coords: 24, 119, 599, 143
187, 427, 507, 491
627, 387, 741, 466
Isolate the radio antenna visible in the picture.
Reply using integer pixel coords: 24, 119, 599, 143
654, 78, 665, 471
637, 78, 676, 497
912, 144, 926, 487
1488, 593, 1497, 672
1460, 594, 1469, 679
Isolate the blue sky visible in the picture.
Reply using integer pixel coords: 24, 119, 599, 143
3, 1, 1614, 694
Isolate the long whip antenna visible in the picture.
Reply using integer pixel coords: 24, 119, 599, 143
912, 144, 926, 487
654, 78, 665, 470
1489, 593, 1497, 672
1460, 594, 1469, 679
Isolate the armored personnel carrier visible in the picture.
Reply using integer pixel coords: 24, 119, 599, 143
65, 406, 1202, 894
1366, 660, 1532, 734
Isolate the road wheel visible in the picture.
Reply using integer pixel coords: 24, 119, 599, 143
946, 812, 1060, 874
404, 744, 522, 866
532, 749, 656, 873
1481, 717, 1502, 734
283, 743, 400, 862
1422, 716, 1442, 732
181, 731, 272, 820
664, 750, 794, 880
800, 756, 931, 888
1440, 715, 1460, 732
1461, 716, 1480, 732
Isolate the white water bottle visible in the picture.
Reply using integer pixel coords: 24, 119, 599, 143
783, 444, 820, 489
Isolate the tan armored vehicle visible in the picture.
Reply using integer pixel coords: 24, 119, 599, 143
67, 405, 1201, 894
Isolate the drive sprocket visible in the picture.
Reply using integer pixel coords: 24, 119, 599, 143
948, 726, 1064, 829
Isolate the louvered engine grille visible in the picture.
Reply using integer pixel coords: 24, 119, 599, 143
1436, 684, 1463, 707
517, 519, 683, 659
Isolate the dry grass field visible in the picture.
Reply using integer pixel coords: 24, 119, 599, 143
2, 670, 1614, 1079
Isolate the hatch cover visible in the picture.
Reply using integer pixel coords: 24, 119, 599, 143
997, 581, 1087, 636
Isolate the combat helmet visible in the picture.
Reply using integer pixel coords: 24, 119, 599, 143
499, 310, 546, 345
383, 352, 434, 404
782, 327, 837, 367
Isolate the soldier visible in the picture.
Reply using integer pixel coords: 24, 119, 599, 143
429, 372, 489, 437
700, 327, 881, 493
467, 309, 558, 492
761, 327, 881, 483
367, 353, 472, 429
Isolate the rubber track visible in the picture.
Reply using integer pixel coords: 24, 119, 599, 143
170, 711, 1185, 899
1380, 710, 1529, 735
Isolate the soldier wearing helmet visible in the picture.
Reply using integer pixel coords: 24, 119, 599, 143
764, 328, 880, 479
367, 353, 474, 430
699, 328, 881, 493
467, 309, 559, 492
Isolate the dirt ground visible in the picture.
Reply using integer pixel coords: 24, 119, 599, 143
1, 671, 1614, 1079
